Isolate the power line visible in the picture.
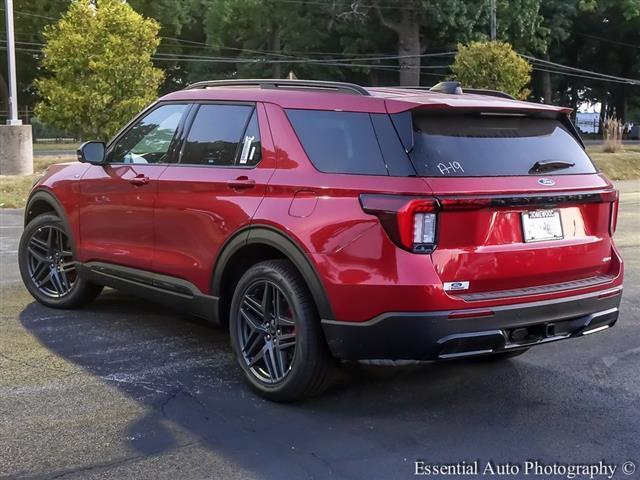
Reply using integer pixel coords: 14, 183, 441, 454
572, 31, 640, 49
159, 36, 300, 60
261, 0, 420, 11
0, 7, 57, 21
532, 67, 639, 86
3, 42, 636, 86
523, 54, 640, 85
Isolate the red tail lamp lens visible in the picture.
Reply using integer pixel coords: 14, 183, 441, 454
360, 194, 438, 253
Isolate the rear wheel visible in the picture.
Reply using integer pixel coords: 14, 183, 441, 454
229, 260, 331, 401
19, 214, 103, 308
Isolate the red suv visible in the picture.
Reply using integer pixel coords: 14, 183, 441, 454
19, 80, 623, 401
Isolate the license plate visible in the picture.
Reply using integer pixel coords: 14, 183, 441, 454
521, 210, 563, 242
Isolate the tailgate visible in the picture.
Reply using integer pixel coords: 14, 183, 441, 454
425, 175, 619, 295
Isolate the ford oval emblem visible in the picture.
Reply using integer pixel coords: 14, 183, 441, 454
538, 178, 555, 186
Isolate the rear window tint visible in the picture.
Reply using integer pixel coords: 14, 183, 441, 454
181, 104, 253, 166
286, 109, 388, 175
407, 114, 596, 177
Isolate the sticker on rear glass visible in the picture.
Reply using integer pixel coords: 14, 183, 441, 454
239, 136, 255, 164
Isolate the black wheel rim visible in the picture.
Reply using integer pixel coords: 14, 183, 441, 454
25, 225, 77, 298
236, 280, 297, 384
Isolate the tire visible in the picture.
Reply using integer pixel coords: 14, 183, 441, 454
229, 259, 331, 402
18, 213, 103, 309
478, 348, 530, 361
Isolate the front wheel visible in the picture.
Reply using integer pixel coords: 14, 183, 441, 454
229, 260, 331, 402
18, 213, 103, 309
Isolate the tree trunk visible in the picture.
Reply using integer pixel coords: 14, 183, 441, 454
397, 6, 420, 86
612, 86, 627, 123
541, 53, 552, 104
270, 29, 282, 79
598, 96, 608, 135
376, 1, 421, 86
0, 72, 8, 114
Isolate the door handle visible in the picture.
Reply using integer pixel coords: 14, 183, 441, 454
129, 174, 150, 186
227, 176, 256, 190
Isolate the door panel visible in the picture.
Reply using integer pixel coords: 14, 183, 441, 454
153, 103, 276, 293
78, 103, 189, 270
78, 164, 166, 269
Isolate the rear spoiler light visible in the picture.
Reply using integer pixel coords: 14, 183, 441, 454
439, 189, 618, 210
360, 190, 618, 253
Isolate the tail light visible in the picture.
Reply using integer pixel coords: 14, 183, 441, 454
360, 194, 438, 253
609, 190, 619, 235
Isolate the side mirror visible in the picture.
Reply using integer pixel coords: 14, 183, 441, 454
77, 141, 106, 165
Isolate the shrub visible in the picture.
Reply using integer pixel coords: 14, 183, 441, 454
450, 41, 532, 100
602, 117, 624, 153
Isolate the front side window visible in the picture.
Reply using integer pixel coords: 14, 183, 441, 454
181, 104, 259, 166
110, 104, 187, 164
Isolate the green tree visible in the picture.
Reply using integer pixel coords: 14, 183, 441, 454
451, 41, 532, 99
203, 0, 343, 81
570, 0, 640, 122
34, 0, 163, 139
343, 0, 483, 86
0, 0, 71, 113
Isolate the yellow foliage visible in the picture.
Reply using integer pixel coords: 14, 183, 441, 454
35, 0, 164, 140
451, 41, 532, 99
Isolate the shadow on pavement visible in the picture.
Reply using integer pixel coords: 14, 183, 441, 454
18, 289, 639, 479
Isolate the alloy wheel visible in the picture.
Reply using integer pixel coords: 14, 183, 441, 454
236, 280, 297, 383
25, 225, 77, 298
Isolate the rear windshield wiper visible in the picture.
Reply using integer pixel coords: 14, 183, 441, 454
529, 160, 575, 174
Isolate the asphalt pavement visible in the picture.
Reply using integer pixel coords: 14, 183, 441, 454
0, 181, 639, 480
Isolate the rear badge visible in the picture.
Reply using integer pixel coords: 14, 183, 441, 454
538, 178, 555, 186
444, 281, 470, 291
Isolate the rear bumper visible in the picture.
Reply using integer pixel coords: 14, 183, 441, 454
321, 288, 622, 360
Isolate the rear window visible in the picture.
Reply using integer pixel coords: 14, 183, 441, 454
286, 109, 388, 175
406, 114, 596, 177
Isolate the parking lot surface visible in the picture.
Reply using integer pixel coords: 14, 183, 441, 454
1, 180, 639, 480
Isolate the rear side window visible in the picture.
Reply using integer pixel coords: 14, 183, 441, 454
286, 109, 388, 175
181, 104, 254, 166
406, 114, 596, 177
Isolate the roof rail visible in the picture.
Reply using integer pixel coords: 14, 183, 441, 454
183, 79, 370, 96
393, 84, 516, 100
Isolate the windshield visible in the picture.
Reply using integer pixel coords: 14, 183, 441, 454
407, 114, 596, 177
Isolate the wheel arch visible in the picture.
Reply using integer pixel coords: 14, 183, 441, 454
24, 189, 64, 225
212, 226, 334, 325
24, 189, 78, 256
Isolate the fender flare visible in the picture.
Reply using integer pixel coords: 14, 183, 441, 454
212, 226, 334, 321
25, 189, 78, 256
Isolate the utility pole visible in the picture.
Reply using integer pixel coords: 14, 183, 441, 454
4, 0, 20, 125
490, 0, 497, 41
0, 0, 33, 175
